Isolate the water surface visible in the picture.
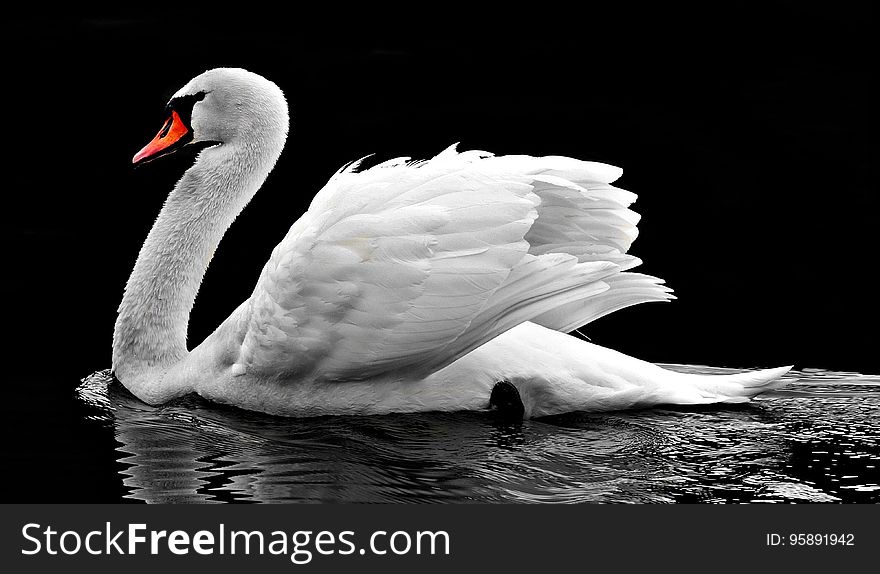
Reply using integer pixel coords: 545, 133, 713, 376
68, 366, 880, 503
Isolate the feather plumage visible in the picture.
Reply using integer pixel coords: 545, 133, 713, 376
234, 145, 666, 383
114, 68, 792, 417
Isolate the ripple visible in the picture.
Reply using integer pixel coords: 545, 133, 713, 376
75, 367, 880, 503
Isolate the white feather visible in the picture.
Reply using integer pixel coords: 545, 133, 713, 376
113, 69, 792, 417
234, 146, 643, 382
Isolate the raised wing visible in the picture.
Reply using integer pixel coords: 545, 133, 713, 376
231, 145, 669, 382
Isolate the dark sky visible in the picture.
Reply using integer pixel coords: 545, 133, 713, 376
4, 6, 877, 381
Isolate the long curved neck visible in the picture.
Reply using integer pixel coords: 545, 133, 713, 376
113, 123, 286, 401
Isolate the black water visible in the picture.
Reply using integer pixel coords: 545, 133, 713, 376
12, 366, 864, 503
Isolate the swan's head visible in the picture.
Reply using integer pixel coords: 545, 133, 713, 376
133, 68, 289, 165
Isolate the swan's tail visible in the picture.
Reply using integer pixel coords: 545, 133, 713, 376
555, 361, 796, 416
527, 358, 794, 417
486, 323, 795, 417
666, 364, 794, 404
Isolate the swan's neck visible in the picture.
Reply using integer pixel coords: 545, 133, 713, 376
113, 125, 286, 400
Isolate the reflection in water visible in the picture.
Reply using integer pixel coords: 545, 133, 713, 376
76, 366, 880, 503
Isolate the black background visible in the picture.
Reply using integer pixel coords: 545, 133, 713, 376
2, 6, 876, 501
6, 7, 875, 377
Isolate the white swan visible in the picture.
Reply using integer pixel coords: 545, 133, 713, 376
113, 68, 791, 418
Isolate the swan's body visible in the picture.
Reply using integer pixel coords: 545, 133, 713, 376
113, 68, 790, 417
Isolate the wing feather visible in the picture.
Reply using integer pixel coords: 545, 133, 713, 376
233, 146, 666, 382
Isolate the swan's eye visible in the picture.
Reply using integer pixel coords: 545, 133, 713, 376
166, 91, 210, 124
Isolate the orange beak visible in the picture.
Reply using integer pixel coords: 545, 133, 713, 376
132, 110, 190, 165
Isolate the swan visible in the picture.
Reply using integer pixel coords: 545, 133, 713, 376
113, 67, 791, 418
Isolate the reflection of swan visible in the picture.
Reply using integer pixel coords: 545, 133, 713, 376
80, 371, 545, 503
113, 67, 790, 418
77, 370, 811, 503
